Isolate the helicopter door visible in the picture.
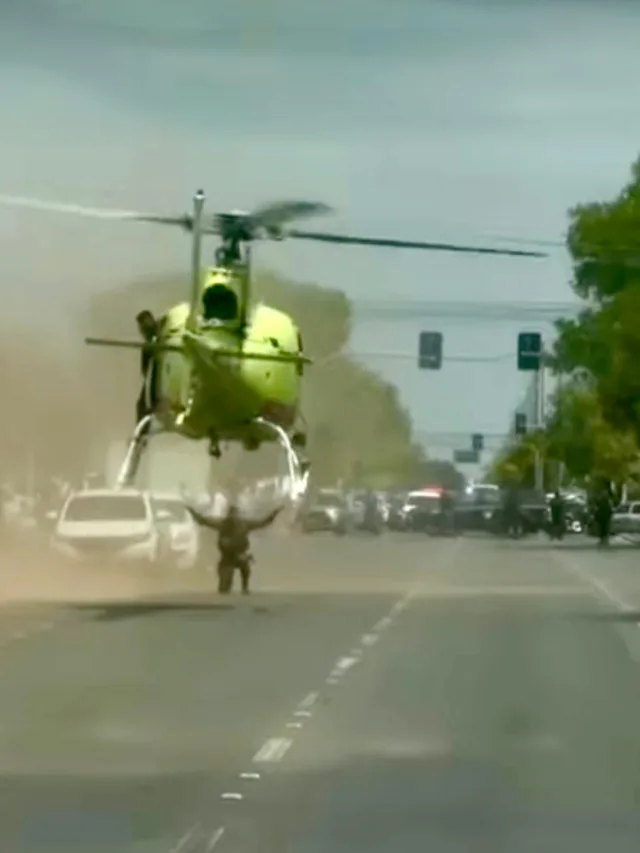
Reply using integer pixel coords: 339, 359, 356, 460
157, 347, 191, 411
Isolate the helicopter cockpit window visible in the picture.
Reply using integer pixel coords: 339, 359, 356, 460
202, 285, 239, 323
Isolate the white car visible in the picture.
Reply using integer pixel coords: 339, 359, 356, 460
151, 492, 199, 569
611, 502, 640, 537
52, 488, 160, 565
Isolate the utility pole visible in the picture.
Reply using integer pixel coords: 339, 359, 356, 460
534, 359, 545, 492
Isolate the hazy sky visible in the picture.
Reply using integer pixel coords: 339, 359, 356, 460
1, 0, 640, 466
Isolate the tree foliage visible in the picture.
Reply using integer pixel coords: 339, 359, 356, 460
83, 269, 425, 486
487, 430, 549, 488
488, 383, 640, 490
545, 383, 639, 484
552, 154, 640, 442
490, 154, 640, 490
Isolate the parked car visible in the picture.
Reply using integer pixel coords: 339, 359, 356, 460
51, 488, 160, 565
611, 501, 640, 536
403, 489, 443, 532
300, 489, 350, 535
151, 492, 199, 569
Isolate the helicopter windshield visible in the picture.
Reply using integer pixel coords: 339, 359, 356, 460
202, 284, 238, 323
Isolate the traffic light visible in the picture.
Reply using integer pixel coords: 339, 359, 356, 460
472, 433, 484, 452
514, 412, 527, 436
418, 331, 443, 369
517, 332, 542, 371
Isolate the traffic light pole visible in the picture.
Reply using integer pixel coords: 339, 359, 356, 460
533, 361, 545, 492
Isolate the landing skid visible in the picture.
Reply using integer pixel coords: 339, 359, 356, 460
114, 414, 310, 502
254, 417, 310, 504
115, 415, 159, 489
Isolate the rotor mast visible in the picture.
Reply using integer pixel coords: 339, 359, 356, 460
213, 214, 253, 332
188, 189, 206, 330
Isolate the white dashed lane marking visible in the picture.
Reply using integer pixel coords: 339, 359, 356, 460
207, 827, 225, 850
335, 655, 359, 673
253, 737, 293, 763
174, 590, 416, 849
170, 824, 200, 853
299, 692, 319, 709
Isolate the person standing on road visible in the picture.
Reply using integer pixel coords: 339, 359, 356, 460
592, 482, 614, 547
361, 491, 381, 534
549, 490, 566, 540
502, 484, 522, 538
438, 489, 456, 535
184, 497, 284, 594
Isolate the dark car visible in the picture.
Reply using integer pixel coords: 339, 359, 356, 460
300, 490, 350, 535
490, 488, 549, 536
454, 485, 502, 533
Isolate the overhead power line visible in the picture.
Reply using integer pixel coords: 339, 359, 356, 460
351, 299, 581, 322
345, 350, 514, 363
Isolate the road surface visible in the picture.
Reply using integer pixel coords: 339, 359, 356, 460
1, 533, 640, 851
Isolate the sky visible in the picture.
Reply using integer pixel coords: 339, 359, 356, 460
1, 0, 640, 470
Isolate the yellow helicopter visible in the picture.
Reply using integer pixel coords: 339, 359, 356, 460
0, 190, 546, 503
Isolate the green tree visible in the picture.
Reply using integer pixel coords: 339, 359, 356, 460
489, 155, 640, 492
487, 430, 549, 489
552, 154, 640, 441
487, 383, 640, 491
545, 383, 639, 485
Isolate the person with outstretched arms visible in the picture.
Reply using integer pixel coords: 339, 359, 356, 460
184, 498, 283, 594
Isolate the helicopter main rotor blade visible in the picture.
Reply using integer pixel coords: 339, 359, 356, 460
0, 194, 154, 221
250, 201, 333, 229
0, 192, 546, 257
286, 229, 548, 258
0, 193, 197, 229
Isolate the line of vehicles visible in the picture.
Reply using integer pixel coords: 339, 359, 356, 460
298, 483, 635, 540
298, 487, 450, 535
2, 478, 635, 569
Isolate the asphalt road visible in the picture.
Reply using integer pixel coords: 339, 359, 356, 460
2, 533, 640, 851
